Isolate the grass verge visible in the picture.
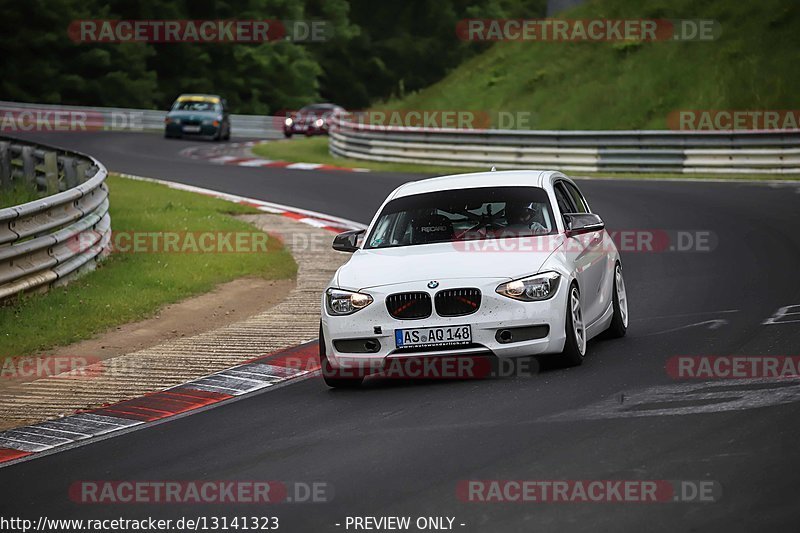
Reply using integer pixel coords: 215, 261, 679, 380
252, 138, 799, 181
0, 174, 297, 357
253, 137, 482, 175
0, 181, 40, 209
382, 0, 799, 130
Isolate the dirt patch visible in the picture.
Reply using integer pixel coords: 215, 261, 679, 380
54, 276, 294, 358
0, 277, 294, 391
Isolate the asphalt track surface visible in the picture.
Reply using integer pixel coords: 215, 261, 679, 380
2, 132, 800, 532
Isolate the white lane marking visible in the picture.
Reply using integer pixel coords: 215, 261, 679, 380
643, 319, 729, 336
298, 217, 330, 228
286, 162, 322, 170
633, 309, 739, 321
763, 304, 800, 325
73, 413, 142, 427
256, 206, 285, 214
207, 155, 239, 163
0, 436, 52, 452
36, 422, 93, 439
551, 378, 800, 421
238, 159, 272, 167
4, 429, 72, 446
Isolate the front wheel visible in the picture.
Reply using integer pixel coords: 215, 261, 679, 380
605, 263, 628, 338
560, 284, 587, 367
319, 323, 363, 388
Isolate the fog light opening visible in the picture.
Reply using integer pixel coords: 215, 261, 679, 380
365, 340, 380, 352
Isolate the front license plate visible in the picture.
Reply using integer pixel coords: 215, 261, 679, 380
182, 125, 201, 133
395, 325, 472, 349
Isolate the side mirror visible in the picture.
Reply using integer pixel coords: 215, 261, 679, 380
563, 213, 604, 237
332, 229, 365, 253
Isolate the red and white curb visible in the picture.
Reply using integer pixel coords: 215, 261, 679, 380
0, 342, 320, 467
118, 173, 367, 234
182, 141, 370, 173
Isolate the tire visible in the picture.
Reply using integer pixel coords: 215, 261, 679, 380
319, 323, 363, 388
605, 262, 628, 338
560, 283, 587, 367
284, 132, 292, 138
223, 127, 231, 141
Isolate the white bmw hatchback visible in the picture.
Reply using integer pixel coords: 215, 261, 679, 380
320, 170, 628, 387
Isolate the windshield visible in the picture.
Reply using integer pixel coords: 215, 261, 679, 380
366, 186, 556, 249
171, 100, 220, 112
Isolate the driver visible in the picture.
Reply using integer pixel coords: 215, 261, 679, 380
504, 202, 549, 235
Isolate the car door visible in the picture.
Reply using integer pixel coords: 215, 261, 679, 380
555, 181, 607, 325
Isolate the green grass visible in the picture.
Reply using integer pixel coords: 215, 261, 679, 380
254, 0, 800, 181
0, 181, 40, 209
381, 0, 800, 130
0, 174, 297, 357
252, 138, 799, 181
253, 137, 483, 175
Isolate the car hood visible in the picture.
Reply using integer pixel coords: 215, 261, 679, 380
336, 237, 565, 290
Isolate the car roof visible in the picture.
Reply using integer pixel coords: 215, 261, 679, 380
301, 103, 339, 109
177, 94, 222, 99
391, 170, 557, 199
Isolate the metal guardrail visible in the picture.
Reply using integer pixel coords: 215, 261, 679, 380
0, 135, 110, 301
0, 101, 282, 139
329, 119, 800, 174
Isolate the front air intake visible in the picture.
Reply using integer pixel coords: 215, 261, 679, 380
435, 288, 481, 317
386, 292, 432, 320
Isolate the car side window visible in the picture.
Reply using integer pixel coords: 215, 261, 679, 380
553, 183, 577, 215
563, 182, 589, 214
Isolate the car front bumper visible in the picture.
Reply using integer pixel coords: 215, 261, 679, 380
165, 123, 220, 137
321, 276, 569, 371
284, 124, 328, 136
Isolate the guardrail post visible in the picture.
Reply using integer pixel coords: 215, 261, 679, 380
0, 136, 110, 302
62, 156, 78, 188
0, 141, 10, 191
43, 152, 59, 194
76, 161, 90, 184
21, 145, 35, 187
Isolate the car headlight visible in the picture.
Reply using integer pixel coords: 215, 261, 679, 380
166, 117, 180, 125
284, 118, 293, 127
496, 272, 561, 301
326, 288, 373, 315
314, 118, 324, 127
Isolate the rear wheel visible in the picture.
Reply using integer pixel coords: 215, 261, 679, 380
605, 263, 628, 338
319, 323, 363, 388
560, 284, 587, 367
